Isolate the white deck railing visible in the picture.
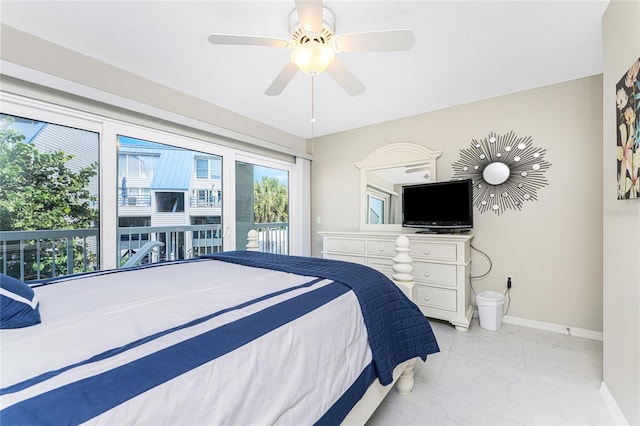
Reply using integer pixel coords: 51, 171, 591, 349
0, 228, 99, 282
252, 222, 288, 254
1, 222, 288, 282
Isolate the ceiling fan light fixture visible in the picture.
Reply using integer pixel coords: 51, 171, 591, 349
291, 40, 335, 75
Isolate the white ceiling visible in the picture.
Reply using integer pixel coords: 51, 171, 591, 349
0, 1, 609, 140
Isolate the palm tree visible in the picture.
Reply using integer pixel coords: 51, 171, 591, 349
254, 177, 288, 223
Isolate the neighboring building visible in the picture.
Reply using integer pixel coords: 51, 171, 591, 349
117, 136, 223, 260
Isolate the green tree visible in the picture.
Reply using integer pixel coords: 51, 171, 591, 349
0, 116, 98, 279
254, 176, 288, 223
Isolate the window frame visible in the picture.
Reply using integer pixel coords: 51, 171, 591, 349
1, 95, 104, 275
365, 185, 392, 225
1, 92, 306, 268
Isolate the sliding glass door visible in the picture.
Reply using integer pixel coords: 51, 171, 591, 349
235, 161, 289, 254
2, 93, 306, 278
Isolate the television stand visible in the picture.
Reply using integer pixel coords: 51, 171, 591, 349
416, 229, 470, 235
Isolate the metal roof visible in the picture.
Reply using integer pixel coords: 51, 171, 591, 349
151, 150, 193, 191
118, 135, 222, 191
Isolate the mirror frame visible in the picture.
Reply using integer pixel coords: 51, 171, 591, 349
356, 142, 442, 231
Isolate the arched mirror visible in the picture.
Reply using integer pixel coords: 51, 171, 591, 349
356, 143, 442, 231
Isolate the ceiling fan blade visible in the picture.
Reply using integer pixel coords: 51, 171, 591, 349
334, 29, 415, 53
265, 63, 299, 96
208, 34, 289, 48
295, 0, 324, 35
326, 59, 365, 97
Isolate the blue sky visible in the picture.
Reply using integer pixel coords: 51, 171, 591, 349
254, 165, 288, 187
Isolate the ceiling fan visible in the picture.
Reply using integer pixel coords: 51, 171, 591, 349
207, 0, 415, 96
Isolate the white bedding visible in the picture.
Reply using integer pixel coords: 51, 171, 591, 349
1, 259, 373, 425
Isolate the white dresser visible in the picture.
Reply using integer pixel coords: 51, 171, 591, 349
319, 231, 474, 331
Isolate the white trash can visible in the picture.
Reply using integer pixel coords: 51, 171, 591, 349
476, 291, 505, 331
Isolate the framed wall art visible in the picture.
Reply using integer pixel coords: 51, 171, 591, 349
615, 57, 640, 200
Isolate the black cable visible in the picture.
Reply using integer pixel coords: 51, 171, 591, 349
503, 287, 511, 315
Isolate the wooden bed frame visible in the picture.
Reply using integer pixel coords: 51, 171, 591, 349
246, 231, 420, 424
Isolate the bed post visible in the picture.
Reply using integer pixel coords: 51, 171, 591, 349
392, 235, 415, 300
246, 229, 259, 251
392, 235, 417, 396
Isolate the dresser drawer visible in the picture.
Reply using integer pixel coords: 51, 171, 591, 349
324, 237, 365, 255
413, 262, 457, 287
409, 242, 457, 262
365, 239, 396, 257
416, 286, 457, 311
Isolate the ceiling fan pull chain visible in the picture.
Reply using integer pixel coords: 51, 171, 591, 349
311, 74, 316, 139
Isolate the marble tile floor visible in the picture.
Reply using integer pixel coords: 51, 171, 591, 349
367, 318, 615, 426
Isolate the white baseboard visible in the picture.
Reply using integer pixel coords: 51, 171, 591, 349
600, 382, 630, 426
473, 312, 603, 341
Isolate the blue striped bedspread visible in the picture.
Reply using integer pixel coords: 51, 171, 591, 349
1, 253, 438, 425
204, 251, 440, 385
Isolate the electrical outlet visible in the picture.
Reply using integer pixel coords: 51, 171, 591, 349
506, 275, 513, 289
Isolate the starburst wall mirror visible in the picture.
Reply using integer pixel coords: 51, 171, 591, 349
452, 131, 551, 215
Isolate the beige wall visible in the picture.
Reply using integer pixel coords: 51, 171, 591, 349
602, 1, 640, 424
312, 75, 603, 332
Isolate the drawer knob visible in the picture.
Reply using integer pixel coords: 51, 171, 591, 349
423, 296, 431, 302
423, 272, 431, 277
424, 251, 430, 256
341, 245, 346, 249
378, 247, 384, 252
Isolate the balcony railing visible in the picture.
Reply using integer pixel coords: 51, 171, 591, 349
0, 228, 99, 282
118, 195, 152, 206
1, 222, 289, 282
253, 222, 288, 254
117, 224, 223, 266
189, 195, 222, 208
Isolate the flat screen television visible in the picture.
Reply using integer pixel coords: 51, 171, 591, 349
402, 179, 473, 232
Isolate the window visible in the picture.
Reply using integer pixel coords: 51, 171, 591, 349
119, 153, 157, 178
0, 113, 100, 280
156, 192, 185, 212
118, 217, 151, 242
196, 159, 208, 179
190, 216, 222, 255
118, 216, 151, 227
117, 135, 226, 265
195, 157, 221, 180
366, 186, 391, 225
4, 93, 305, 273
191, 216, 221, 237
368, 195, 385, 224
191, 215, 221, 226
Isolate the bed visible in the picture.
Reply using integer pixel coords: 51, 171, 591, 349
1, 243, 439, 425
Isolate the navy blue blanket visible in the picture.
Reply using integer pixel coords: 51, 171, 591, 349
202, 251, 439, 385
